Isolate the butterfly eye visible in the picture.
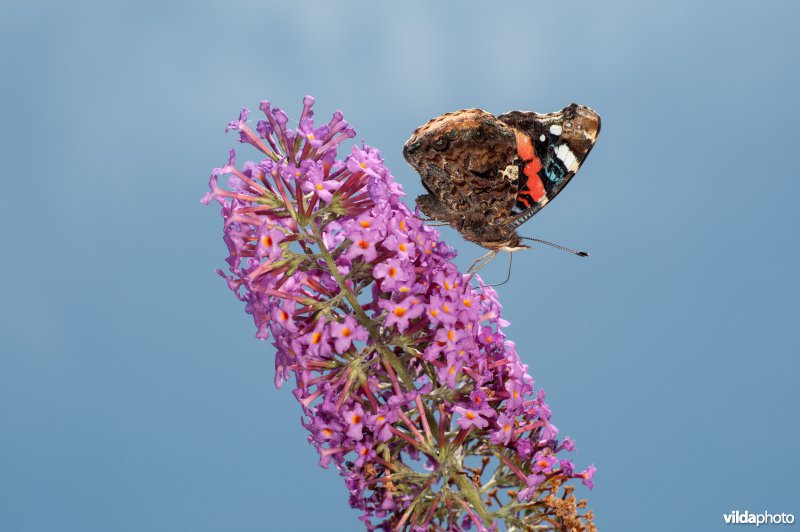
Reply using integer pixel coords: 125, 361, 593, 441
432, 137, 449, 151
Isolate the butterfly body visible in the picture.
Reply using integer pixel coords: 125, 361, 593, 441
403, 104, 600, 251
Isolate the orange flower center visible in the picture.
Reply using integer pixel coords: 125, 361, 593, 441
358, 240, 369, 249
394, 307, 407, 317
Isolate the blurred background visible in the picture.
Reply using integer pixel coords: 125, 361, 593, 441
2, 1, 798, 530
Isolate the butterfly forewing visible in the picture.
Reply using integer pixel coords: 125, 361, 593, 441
498, 104, 600, 226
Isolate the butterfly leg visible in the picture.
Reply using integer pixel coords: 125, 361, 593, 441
421, 221, 450, 226
411, 211, 450, 225
466, 249, 499, 282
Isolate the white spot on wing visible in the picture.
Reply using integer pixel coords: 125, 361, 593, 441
549, 124, 563, 136
500, 164, 518, 182
556, 144, 580, 172
539, 134, 546, 142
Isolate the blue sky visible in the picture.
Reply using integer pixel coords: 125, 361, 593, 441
2, 1, 799, 530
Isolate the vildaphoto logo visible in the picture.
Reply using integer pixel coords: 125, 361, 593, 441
723, 511, 795, 526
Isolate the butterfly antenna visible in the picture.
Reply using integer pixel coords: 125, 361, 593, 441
520, 237, 590, 257
488, 251, 513, 287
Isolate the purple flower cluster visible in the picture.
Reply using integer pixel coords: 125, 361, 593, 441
204, 97, 596, 531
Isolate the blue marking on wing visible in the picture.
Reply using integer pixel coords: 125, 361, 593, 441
544, 156, 565, 184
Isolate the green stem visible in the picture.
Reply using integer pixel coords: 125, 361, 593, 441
454, 473, 494, 526
309, 221, 414, 390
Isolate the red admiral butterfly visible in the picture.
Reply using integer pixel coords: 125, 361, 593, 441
403, 104, 600, 271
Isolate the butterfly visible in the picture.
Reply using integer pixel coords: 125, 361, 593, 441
403, 104, 600, 273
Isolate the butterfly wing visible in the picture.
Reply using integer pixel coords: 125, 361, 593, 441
404, 109, 520, 228
497, 103, 600, 228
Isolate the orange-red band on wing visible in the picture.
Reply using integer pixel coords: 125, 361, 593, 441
515, 129, 546, 204
515, 130, 535, 161
525, 171, 546, 202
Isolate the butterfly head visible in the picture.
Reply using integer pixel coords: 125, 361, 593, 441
499, 242, 531, 253
475, 231, 530, 253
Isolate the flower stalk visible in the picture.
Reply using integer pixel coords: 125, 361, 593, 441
204, 97, 597, 531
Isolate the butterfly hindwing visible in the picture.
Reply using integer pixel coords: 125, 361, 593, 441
404, 109, 520, 228
498, 103, 600, 224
